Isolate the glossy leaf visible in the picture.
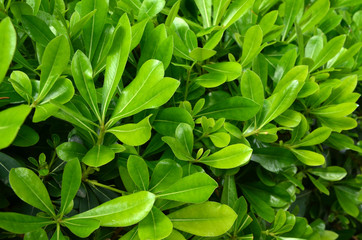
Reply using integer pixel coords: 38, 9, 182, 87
0, 18, 16, 84
203, 62, 242, 81
168, 201, 237, 236
138, 0, 165, 21
21, 15, 55, 47
290, 149, 325, 166
309, 167, 347, 181
293, 127, 331, 147
158, 172, 218, 203
9, 168, 55, 216
149, 159, 183, 193
195, 73, 227, 88
189, 47, 216, 61
240, 25, 263, 66
60, 158, 82, 215
282, 0, 303, 40
138, 207, 173, 240
62, 218, 100, 238
127, 155, 150, 190
101, 14, 131, 120
82, 145, 115, 167
0, 105, 31, 150
153, 107, 194, 136
24, 228, 48, 240
200, 144, 252, 169
240, 70, 264, 106
108, 116, 152, 146
12, 125, 39, 147
56, 142, 88, 162
9, 71, 32, 103
221, 0, 255, 28
0, 212, 54, 234
69, 191, 155, 227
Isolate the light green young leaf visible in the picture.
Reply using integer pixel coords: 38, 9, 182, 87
69, 191, 155, 227
110, 60, 180, 125
240, 25, 263, 66
311, 35, 346, 72
0, 18, 16, 84
212, 0, 231, 26
60, 158, 82, 215
282, 0, 303, 41
131, 19, 149, 50
195, 0, 212, 28
70, 10, 97, 39
0, 105, 31, 150
308, 166, 347, 181
0, 212, 54, 234
9, 71, 32, 104
293, 127, 332, 147
153, 107, 194, 136
200, 144, 252, 169
240, 70, 264, 106
165, 0, 181, 27
273, 49, 298, 84
37, 35, 70, 103
9, 168, 55, 216
195, 73, 227, 88
189, 47, 216, 61
310, 102, 358, 118
101, 14, 131, 120
290, 149, 325, 166
204, 29, 225, 50
127, 155, 150, 190
274, 65, 308, 94
108, 116, 152, 146
305, 36, 324, 61
138, 207, 173, 240
82, 145, 115, 167
63, 218, 100, 238
274, 110, 301, 128
158, 172, 218, 203
259, 10, 278, 35
209, 132, 231, 148
149, 159, 183, 193
168, 201, 237, 236
72, 50, 99, 118
164, 230, 186, 240
162, 136, 194, 161
203, 62, 242, 81
138, 0, 165, 21
175, 123, 194, 155
221, 0, 255, 28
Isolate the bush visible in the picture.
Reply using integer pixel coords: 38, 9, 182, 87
0, 0, 361, 239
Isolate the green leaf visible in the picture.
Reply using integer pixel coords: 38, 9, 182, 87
21, 15, 55, 47
82, 145, 115, 167
273, 65, 308, 94
209, 132, 231, 148
282, 0, 303, 40
175, 123, 194, 155
311, 35, 346, 71
195, 73, 227, 88
9, 168, 55, 216
108, 116, 152, 146
274, 110, 301, 128
138, 207, 173, 240
138, 0, 165, 21
308, 166, 347, 181
204, 29, 225, 50
72, 50, 99, 118
149, 159, 183, 193
168, 201, 237, 236
37, 35, 70, 103
12, 125, 39, 147
200, 144, 252, 169
70, 10, 97, 39
165, 0, 181, 27
293, 127, 331, 147
240, 70, 264, 106
69, 191, 155, 227
158, 172, 218, 203
196, 96, 260, 121
62, 218, 100, 238
162, 136, 194, 161
131, 19, 149, 50
290, 149, 325, 166
307, 174, 330, 195
0, 105, 31, 150
221, 175, 237, 206
0, 212, 54, 234
60, 158, 82, 215
153, 107, 194, 136
127, 155, 150, 190
334, 185, 361, 217
203, 62, 242, 81
24, 228, 48, 240
189, 47, 216, 61
258, 80, 302, 128
240, 25, 263, 66
56, 142, 88, 162
164, 230, 186, 240
110, 60, 180, 124
221, 0, 255, 28
305, 36, 324, 61
9, 71, 32, 104
310, 102, 358, 118
0, 18, 16, 84
76, 0, 108, 61
194, 0, 212, 28
101, 14, 131, 120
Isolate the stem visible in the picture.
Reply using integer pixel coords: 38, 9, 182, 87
184, 62, 196, 101
48, 151, 57, 170
86, 179, 126, 195
5, 0, 12, 12
97, 122, 106, 145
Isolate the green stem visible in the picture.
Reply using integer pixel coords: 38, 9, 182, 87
97, 122, 106, 145
184, 62, 196, 101
86, 179, 126, 195
48, 151, 57, 170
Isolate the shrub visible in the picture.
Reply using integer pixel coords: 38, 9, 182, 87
0, 0, 361, 239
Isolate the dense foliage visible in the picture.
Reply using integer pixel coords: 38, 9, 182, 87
0, 0, 361, 239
